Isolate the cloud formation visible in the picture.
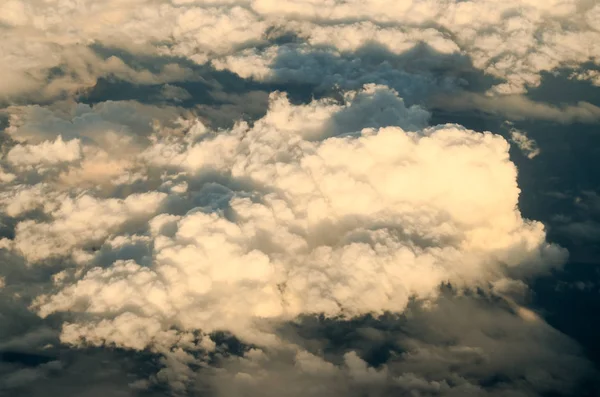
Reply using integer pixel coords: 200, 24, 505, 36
0, 84, 583, 394
1, 1, 599, 396
431, 92, 600, 124
0, 0, 599, 104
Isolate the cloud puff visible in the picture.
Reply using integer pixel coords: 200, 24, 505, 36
6, 137, 82, 169
510, 128, 540, 159
3, 100, 192, 145
3, 191, 166, 263
2, 86, 568, 394
0, 100, 199, 191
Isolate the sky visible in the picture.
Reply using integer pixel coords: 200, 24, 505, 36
0, 1, 599, 396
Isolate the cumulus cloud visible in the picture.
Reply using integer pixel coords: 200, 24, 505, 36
6, 191, 166, 263
3, 100, 193, 145
0, 0, 598, 104
570, 69, 600, 87
6, 137, 82, 169
0, 100, 199, 191
1, 1, 598, 396
246, 0, 600, 95
0, 85, 576, 394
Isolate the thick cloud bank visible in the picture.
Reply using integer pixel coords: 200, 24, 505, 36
0, 0, 599, 103
1, 84, 585, 395
0, 1, 598, 396
32, 86, 563, 327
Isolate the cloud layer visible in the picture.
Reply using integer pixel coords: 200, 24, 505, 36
1, 84, 583, 394
1, 1, 599, 396
1, 0, 599, 105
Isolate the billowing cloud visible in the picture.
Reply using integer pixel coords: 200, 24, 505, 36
0, 0, 599, 104
6, 137, 82, 169
0, 85, 577, 394
1, 2, 598, 396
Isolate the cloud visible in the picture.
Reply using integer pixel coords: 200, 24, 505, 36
0, 85, 572, 394
510, 128, 540, 159
548, 191, 600, 249
431, 92, 600, 123
211, 43, 461, 104
0, 1, 598, 395
202, 293, 593, 397
3, 191, 166, 263
160, 84, 193, 103
570, 69, 600, 87
246, 0, 600, 95
6, 137, 82, 169
0, 0, 598, 104
0, 100, 199, 190
3, 100, 193, 145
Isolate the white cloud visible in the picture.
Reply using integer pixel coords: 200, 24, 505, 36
586, 4, 600, 32
297, 22, 460, 56
0, 1, 597, 394
0, 168, 17, 184
1, 100, 200, 190
4, 100, 193, 146
5, 191, 166, 263
0, 184, 54, 218
6, 137, 82, 168
13, 87, 568, 395
570, 69, 600, 87
0, 0, 598, 102
246, 0, 600, 94
510, 128, 540, 159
